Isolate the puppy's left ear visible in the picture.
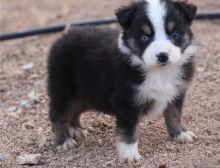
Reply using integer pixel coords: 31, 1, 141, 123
174, 0, 197, 25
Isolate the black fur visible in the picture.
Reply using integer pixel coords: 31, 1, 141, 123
48, 27, 145, 145
47, 0, 197, 156
173, 0, 197, 25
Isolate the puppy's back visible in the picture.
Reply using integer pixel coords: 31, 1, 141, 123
47, 27, 120, 112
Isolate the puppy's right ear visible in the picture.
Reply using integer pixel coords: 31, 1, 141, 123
115, 4, 137, 28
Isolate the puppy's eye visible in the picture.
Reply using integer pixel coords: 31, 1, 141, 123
169, 32, 180, 40
140, 35, 150, 43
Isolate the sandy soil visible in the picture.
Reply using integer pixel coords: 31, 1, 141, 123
0, 0, 220, 168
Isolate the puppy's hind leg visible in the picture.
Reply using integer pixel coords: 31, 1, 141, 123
69, 100, 88, 140
49, 95, 78, 150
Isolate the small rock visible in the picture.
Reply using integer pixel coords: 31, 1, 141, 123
17, 154, 41, 165
98, 139, 103, 145
21, 62, 33, 70
7, 113, 20, 118
85, 162, 90, 167
7, 106, 17, 113
206, 151, 212, 156
22, 121, 35, 130
20, 100, 30, 108
29, 73, 39, 79
88, 126, 95, 132
7, 106, 21, 118
28, 91, 39, 103
197, 67, 205, 72
0, 153, 11, 161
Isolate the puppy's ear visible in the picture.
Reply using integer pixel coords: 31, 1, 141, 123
115, 4, 137, 28
174, 1, 197, 25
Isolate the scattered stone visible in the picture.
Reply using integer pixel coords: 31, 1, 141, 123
29, 73, 39, 80
85, 162, 90, 167
0, 153, 11, 161
206, 151, 212, 156
98, 139, 103, 145
197, 67, 205, 72
22, 121, 35, 130
28, 91, 39, 103
88, 126, 95, 132
6, 106, 17, 113
17, 154, 41, 165
7, 106, 21, 118
7, 113, 20, 118
20, 100, 30, 108
21, 62, 33, 70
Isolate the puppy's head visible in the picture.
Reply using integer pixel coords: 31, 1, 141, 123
116, 0, 197, 68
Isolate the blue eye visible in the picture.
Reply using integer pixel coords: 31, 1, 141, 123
140, 35, 150, 43
170, 32, 180, 40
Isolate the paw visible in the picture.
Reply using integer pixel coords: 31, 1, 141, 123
117, 141, 142, 164
69, 127, 88, 139
57, 138, 78, 150
174, 131, 197, 143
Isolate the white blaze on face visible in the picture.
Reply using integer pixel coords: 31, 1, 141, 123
143, 0, 181, 67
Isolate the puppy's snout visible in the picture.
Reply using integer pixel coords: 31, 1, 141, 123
156, 52, 169, 64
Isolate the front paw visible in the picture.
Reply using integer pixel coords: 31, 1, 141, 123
174, 131, 197, 143
117, 141, 142, 164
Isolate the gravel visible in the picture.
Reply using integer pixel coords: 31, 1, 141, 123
1, 0, 220, 168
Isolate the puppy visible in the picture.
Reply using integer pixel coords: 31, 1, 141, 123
48, 0, 197, 163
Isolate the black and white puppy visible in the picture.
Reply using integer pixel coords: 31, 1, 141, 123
48, 0, 197, 163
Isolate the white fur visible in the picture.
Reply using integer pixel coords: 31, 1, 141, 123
136, 66, 188, 117
143, 0, 182, 67
69, 127, 87, 139
118, 33, 132, 55
118, 33, 143, 66
57, 138, 77, 150
146, 0, 167, 40
174, 131, 196, 143
180, 44, 197, 64
117, 141, 142, 162
118, 34, 196, 69
117, 0, 196, 117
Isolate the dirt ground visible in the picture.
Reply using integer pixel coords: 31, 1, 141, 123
0, 0, 220, 168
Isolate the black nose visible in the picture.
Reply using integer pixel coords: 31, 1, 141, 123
157, 52, 169, 63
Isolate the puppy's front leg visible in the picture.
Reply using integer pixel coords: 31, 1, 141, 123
113, 101, 142, 164
164, 94, 196, 143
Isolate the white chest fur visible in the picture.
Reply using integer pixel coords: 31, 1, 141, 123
136, 66, 187, 117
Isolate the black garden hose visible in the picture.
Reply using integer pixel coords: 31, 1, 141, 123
0, 11, 220, 41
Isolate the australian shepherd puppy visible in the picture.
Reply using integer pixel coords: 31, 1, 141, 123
48, 0, 197, 163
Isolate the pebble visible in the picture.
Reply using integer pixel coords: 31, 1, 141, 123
22, 121, 35, 130
197, 67, 205, 72
20, 100, 30, 108
6, 106, 17, 113
7, 106, 21, 118
206, 151, 212, 156
21, 62, 33, 70
28, 91, 38, 101
0, 153, 11, 161
98, 139, 103, 145
17, 153, 41, 165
